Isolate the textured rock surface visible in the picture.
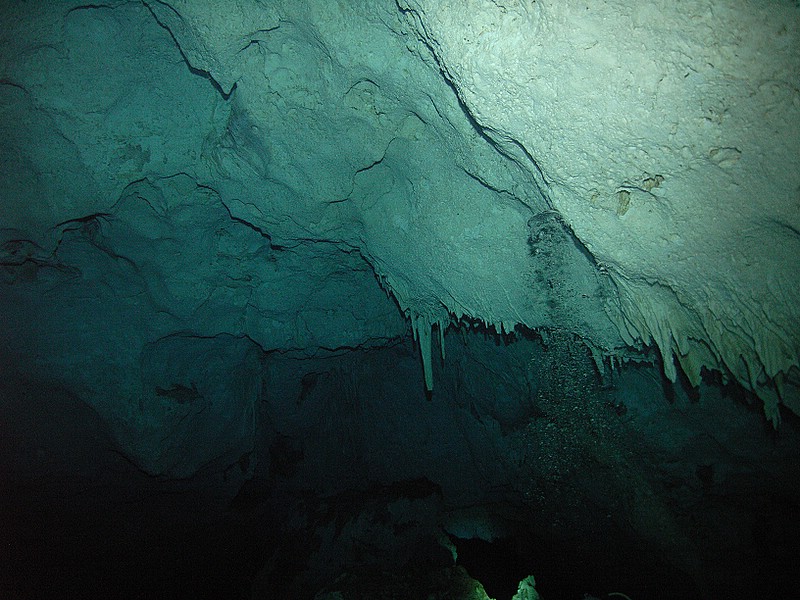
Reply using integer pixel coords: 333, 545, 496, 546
1, 0, 629, 470
2, 1, 800, 599
396, 0, 800, 421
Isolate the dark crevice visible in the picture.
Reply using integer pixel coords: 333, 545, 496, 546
142, 0, 236, 100
394, 0, 549, 196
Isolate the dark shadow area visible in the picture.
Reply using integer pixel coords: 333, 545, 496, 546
453, 531, 701, 600
4, 329, 800, 600
0, 375, 264, 600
